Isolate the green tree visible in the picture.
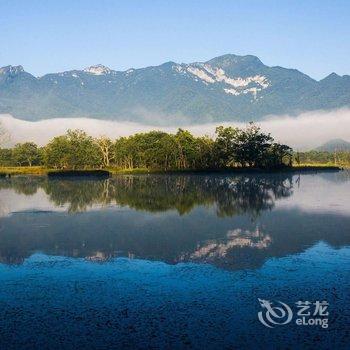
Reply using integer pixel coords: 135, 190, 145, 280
175, 129, 197, 169
0, 148, 13, 166
213, 126, 239, 168
195, 136, 214, 169
233, 123, 273, 167
136, 131, 178, 170
44, 135, 70, 169
155, 133, 178, 170
65, 130, 100, 169
22, 125, 297, 171
12, 142, 41, 166
44, 130, 100, 169
265, 143, 293, 168
113, 136, 136, 169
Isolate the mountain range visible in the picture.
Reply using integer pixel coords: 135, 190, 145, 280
1, 54, 350, 125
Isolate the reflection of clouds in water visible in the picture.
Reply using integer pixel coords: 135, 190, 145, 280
179, 227, 272, 263
0, 186, 121, 217
276, 172, 350, 216
0, 189, 66, 217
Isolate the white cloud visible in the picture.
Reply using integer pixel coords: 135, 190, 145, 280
1, 108, 350, 150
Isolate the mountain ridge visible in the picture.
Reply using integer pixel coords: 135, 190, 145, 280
1, 54, 350, 125
316, 139, 350, 152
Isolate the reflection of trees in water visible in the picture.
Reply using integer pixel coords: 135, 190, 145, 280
0, 176, 44, 196
212, 174, 293, 218
0, 174, 292, 266
44, 179, 112, 213
110, 176, 215, 215
0, 174, 294, 217
1, 174, 350, 268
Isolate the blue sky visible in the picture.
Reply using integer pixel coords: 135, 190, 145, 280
1, 0, 349, 79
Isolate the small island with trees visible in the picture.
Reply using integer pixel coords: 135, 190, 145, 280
0, 122, 345, 176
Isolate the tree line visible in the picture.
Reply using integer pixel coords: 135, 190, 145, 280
295, 150, 350, 167
0, 123, 293, 170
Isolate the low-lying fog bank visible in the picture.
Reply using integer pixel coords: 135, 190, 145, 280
1, 108, 350, 150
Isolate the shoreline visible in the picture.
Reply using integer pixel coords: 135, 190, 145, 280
0, 165, 345, 177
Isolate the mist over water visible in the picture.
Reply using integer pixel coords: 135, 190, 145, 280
1, 108, 350, 150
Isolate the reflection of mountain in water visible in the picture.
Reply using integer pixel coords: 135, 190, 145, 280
178, 227, 272, 266
0, 173, 349, 269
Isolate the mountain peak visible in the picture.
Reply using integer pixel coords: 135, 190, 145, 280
0, 65, 24, 75
329, 72, 340, 77
205, 54, 265, 77
206, 54, 264, 68
83, 64, 112, 75
319, 72, 349, 85
323, 72, 340, 80
316, 138, 350, 152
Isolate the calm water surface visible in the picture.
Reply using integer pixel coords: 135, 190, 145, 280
0, 172, 349, 349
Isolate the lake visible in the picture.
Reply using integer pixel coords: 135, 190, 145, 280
0, 172, 349, 349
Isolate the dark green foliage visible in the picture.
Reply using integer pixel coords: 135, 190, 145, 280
111, 124, 292, 170
213, 124, 292, 169
232, 123, 274, 167
44, 130, 100, 169
265, 143, 293, 168
113, 129, 212, 171
12, 142, 42, 166
0, 149, 13, 166
213, 126, 239, 167
0, 124, 294, 170
44, 135, 71, 169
